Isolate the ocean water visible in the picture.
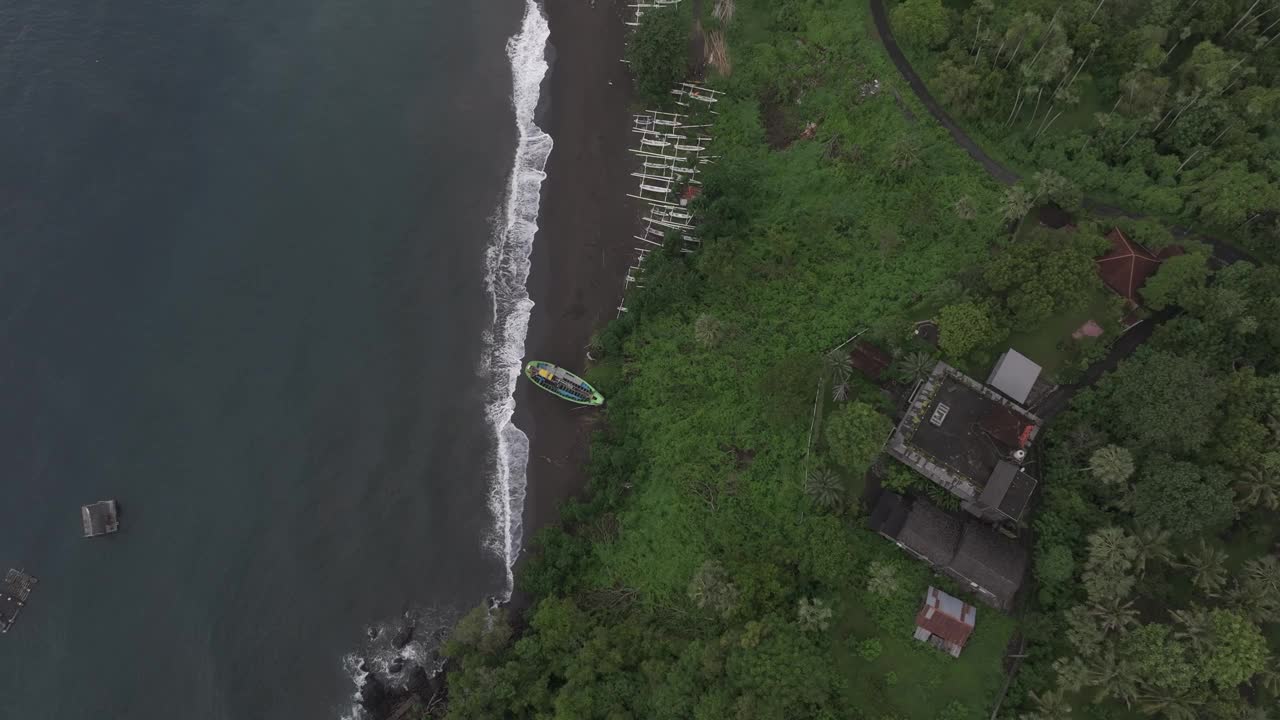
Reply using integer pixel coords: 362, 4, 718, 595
0, 0, 545, 717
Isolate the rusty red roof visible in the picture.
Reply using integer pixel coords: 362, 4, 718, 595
915, 587, 976, 647
1096, 228, 1161, 304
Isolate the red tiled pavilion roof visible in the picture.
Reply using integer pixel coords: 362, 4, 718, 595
1095, 228, 1161, 304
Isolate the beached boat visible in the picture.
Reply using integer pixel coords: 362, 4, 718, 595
524, 361, 604, 406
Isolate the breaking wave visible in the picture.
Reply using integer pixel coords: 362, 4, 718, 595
338, 4, 551, 717
479, 0, 551, 597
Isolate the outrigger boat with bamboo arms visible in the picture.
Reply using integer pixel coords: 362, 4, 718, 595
524, 361, 605, 406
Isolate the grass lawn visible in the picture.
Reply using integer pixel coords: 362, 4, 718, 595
834, 591, 1017, 719
1003, 287, 1114, 375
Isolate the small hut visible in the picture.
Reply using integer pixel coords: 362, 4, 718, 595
914, 586, 976, 657
81, 500, 120, 538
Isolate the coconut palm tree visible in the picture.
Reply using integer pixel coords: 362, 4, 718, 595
1087, 527, 1139, 575
1137, 691, 1200, 720
1235, 458, 1280, 511
1000, 183, 1037, 224
831, 379, 850, 402
893, 350, 935, 385
1088, 445, 1135, 486
1087, 650, 1138, 708
953, 195, 978, 220
824, 348, 853, 378
1132, 525, 1172, 576
1053, 656, 1090, 693
1169, 605, 1214, 654
866, 560, 899, 598
693, 313, 723, 348
1026, 688, 1072, 720
1090, 595, 1139, 633
1244, 555, 1280, 595
804, 466, 844, 511
1255, 657, 1280, 695
1182, 540, 1229, 595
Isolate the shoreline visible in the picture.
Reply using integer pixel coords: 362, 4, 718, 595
507, 0, 638, 611
357, 2, 636, 714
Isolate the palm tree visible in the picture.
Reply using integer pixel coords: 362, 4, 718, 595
1000, 183, 1037, 224
1026, 688, 1072, 720
824, 349, 853, 378
1245, 555, 1280, 593
1088, 445, 1135, 486
805, 466, 844, 511
1137, 691, 1200, 720
1235, 459, 1280, 511
1087, 527, 1139, 575
1182, 539, 1229, 595
1053, 656, 1090, 693
866, 560, 900, 598
893, 350, 935, 384
953, 195, 977, 221
1255, 657, 1280, 695
1236, 555, 1280, 623
1132, 525, 1172, 576
693, 313, 723, 348
1169, 605, 1213, 654
831, 379, 850, 402
1087, 650, 1138, 708
1090, 596, 1139, 633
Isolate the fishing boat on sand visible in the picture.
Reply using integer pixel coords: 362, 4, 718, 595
524, 361, 604, 406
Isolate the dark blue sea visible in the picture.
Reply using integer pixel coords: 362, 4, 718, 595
0, 0, 547, 716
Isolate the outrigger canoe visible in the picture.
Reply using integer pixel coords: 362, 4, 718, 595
524, 360, 604, 406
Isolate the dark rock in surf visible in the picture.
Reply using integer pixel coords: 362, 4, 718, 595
358, 673, 389, 710
406, 666, 431, 695
388, 657, 405, 674
367, 626, 380, 640
391, 621, 416, 649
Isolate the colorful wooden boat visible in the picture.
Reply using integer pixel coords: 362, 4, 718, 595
524, 361, 604, 406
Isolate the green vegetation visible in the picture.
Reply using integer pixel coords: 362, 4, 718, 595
439, 1, 1025, 718
435, 1, 1280, 718
627, 5, 690, 104
891, 0, 1280, 255
1008, 259, 1280, 718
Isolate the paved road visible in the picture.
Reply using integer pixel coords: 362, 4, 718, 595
867, 0, 1255, 267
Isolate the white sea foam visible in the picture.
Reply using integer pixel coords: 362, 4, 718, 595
338, 5, 551, 717
479, 0, 552, 597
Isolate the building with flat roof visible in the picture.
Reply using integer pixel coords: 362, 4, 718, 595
886, 362, 1042, 524
986, 349, 1041, 405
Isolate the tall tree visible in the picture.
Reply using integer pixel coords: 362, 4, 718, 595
1182, 539, 1229, 595
823, 402, 891, 475
1132, 455, 1236, 537
1235, 455, 1280, 510
1000, 183, 1037, 224
804, 466, 844, 512
1089, 445, 1135, 486
893, 350, 935, 384
1086, 348, 1225, 453
938, 301, 1002, 357
626, 5, 689, 103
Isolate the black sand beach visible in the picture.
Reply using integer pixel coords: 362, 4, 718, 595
514, 0, 639, 568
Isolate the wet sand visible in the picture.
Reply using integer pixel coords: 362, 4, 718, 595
511, 0, 639, 602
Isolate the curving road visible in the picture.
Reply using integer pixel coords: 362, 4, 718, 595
868, 0, 1254, 266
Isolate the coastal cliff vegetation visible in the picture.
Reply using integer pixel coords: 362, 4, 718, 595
433, 1, 1280, 719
